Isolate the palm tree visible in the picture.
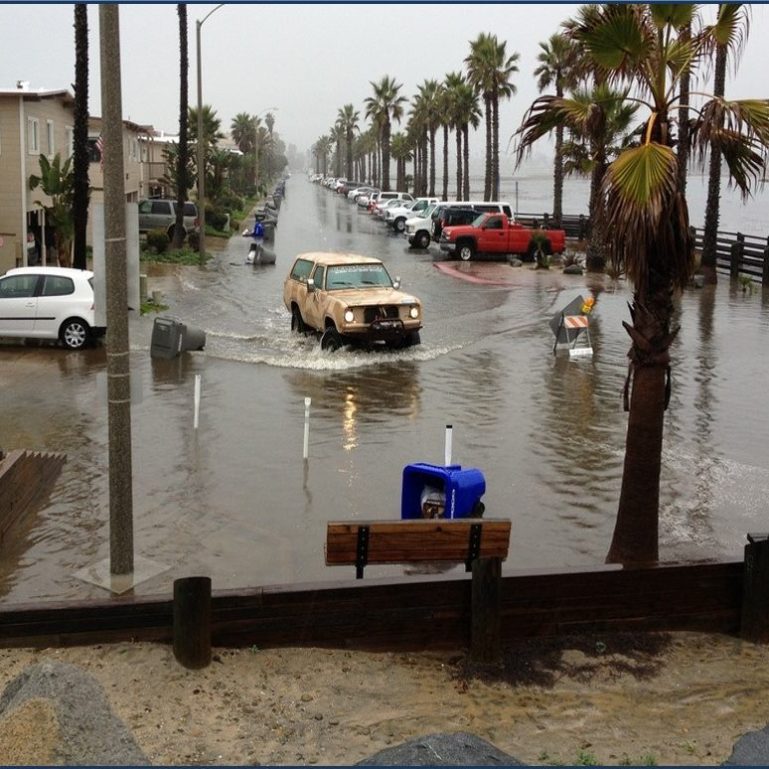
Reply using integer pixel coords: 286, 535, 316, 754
230, 112, 256, 154
313, 135, 333, 176
29, 154, 74, 267
189, 104, 223, 194
560, 3, 769, 565
390, 132, 412, 192
72, 3, 89, 269
466, 33, 519, 200
337, 104, 360, 181
417, 79, 441, 196
699, 4, 750, 284
172, 3, 189, 250
452, 77, 482, 200
365, 76, 407, 192
534, 32, 578, 227
330, 122, 345, 178
265, 112, 275, 181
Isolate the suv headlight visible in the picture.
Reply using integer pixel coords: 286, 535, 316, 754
409, 306, 420, 319
344, 309, 355, 323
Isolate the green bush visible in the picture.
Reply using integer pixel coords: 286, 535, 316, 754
217, 190, 245, 212
146, 228, 170, 254
205, 205, 229, 231
187, 231, 200, 251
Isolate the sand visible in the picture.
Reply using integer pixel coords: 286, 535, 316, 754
2, 631, 769, 765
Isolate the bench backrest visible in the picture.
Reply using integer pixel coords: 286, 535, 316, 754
326, 519, 511, 577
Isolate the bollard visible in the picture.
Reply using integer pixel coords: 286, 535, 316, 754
741, 533, 769, 643
173, 576, 212, 669
444, 424, 453, 466
193, 374, 201, 430
303, 397, 311, 460
140, 274, 148, 302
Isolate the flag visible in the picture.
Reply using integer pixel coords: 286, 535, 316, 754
96, 135, 104, 168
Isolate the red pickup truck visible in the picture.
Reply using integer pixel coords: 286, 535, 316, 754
439, 213, 566, 261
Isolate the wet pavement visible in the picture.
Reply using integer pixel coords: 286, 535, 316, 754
2, 176, 769, 602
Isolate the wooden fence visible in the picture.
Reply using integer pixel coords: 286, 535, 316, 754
4, 539, 769, 652
515, 211, 769, 285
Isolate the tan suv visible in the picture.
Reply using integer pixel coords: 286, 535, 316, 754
283, 252, 422, 351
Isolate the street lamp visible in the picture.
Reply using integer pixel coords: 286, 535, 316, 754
196, 3, 224, 261
254, 107, 277, 200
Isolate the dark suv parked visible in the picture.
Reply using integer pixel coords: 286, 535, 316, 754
430, 207, 479, 242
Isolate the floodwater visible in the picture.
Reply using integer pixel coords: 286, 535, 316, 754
2, 177, 769, 603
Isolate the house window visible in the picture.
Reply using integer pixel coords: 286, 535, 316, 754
65, 127, 74, 158
27, 118, 39, 154
46, 120, 54, 156
86, 137, 101, 163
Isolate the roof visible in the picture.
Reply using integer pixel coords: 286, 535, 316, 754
5, 266, 94, 278
0, 87, 74, 105
294, 252, 384, 266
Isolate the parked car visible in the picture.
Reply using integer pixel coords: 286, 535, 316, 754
431, 201, 514, 242
347, 186, 376, 202
384, 198, 440, 233
283, 252, 422, 351
404, 203, 442, 249
0, 266, 105, 350
368, 191, 414, 214
138, 199, 199, 241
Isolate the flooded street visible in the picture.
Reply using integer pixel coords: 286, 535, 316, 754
3, 176, 769, 602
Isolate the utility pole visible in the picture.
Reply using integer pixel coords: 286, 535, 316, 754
100, 4, 134, 576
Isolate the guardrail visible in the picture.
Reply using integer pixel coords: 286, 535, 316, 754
515, 211, 769, 285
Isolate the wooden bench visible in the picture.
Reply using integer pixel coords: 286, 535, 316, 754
325, 518, 511, 662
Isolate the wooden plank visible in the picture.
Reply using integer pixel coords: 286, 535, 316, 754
325, 519, 511, 566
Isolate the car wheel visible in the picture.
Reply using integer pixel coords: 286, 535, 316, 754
60, 318, 90, 350
459, 243, 475, 261
394, 218, 406, 233
320, 327, 343, 352
291, 306, 306, 334
416, 231, 431, 249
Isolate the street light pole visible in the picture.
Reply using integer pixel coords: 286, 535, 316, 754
195, 3, 223, 263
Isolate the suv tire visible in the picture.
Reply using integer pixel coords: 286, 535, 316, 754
320, 327, 344, 352
415, 231, 431, 249
291, 306, 306, 334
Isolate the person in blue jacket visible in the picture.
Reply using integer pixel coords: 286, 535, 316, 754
243, 216, 265, 263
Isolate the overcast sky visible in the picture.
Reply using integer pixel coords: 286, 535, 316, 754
3, 3, 769, 166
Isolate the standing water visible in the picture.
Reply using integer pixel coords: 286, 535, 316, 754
2, 176, 769, 602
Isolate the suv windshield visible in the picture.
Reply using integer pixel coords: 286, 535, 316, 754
326, 263, 393, 290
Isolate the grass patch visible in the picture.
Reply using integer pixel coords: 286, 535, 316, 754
140, 298, 169, 315
140, 247, 212, 265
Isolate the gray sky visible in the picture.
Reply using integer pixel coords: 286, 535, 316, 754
3, 3, 769, 165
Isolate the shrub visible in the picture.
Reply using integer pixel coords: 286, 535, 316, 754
146, 228, 170, 254
187, 231, 200, 251
205, 205, 229, 231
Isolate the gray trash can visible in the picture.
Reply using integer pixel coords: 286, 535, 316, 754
151, 317, 206, 359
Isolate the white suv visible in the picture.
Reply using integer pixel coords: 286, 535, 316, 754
0, 266, 105, 349
404, 203, 443, 249
384, 197, 440, 233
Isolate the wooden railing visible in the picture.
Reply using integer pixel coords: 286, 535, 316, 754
515, 211, 769, 285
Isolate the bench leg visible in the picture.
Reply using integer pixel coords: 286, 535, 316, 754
471, 557, 501, 664
173, 576, 212, 669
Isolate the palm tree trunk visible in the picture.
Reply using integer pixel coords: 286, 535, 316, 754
585, 151, 608, 272
172, 3, 189, 250
72, 3, 89, 269
552, 84, 564, 228
676, 22, 691, 199
429, 127, 436, 197
491, 93, 499, 200
456, 126, 463, 201
483, 95, 491, 201
701, 41, 727, 285
382, 121, 391, 192
606, 290, 673, 565
442, 124, 449, 201
463, 125, 471, 201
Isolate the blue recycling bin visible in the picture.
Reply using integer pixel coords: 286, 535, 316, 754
401, 462, 486, 519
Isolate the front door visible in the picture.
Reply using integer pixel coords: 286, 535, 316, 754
0, 273, 40, 338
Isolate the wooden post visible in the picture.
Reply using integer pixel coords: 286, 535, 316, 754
173, 576, 212, 669
730, 233, 744, 279
470, 557, 502, 664
741, 533, 769, 643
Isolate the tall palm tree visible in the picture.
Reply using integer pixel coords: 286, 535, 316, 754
189, 104, 223, 191
365, 76, 407, 192
330, 122, 345, 178
337, 104, 360, 181
554, 3, 769, 565
444, 71, 465, 199
417, 79, 441, 196
390, 132, 412, 192
534, 32, 578, 227
265, 112, 276, 182
699, 4, 750, 284
407, 92, 428, 196
453, 77, 482, 200
172, 3, 189, 249
72, 3, 89, 269
466, 33, 519, 200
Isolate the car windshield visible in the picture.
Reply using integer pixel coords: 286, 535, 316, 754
325, 263, 393, 290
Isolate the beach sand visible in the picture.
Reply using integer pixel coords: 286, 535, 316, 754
2, 631, 769, 765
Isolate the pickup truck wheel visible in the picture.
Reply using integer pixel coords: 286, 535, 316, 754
458, 243, 475, 262
320, 327, 343, 352
415, 231, 430, 249
290, 306, 306, 334
394, 218, 406, 233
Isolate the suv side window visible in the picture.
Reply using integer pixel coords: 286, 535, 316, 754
183, 202, 197, 217
290, 259, 314, 282
151, 201, 170, 215
312, 265, 325, 290
41, 275, 75, 296
138, 200, 152, 214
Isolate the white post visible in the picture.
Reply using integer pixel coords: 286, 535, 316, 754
193, 374, 201, 430
303, 397, 311, 460
444, 424, 453, 466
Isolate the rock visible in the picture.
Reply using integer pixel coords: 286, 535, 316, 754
563, 264, 584, 275
724, 722, 769, 765
0, 660, 149, 765
507, 258, 523, 267
356, 731, 524, 765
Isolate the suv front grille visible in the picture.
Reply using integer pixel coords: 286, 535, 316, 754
363, 305, 400, 323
